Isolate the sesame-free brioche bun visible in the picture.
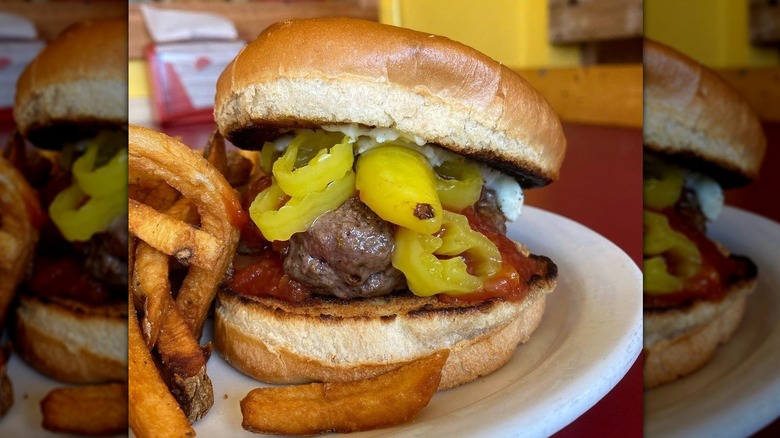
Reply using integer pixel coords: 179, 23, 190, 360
643, 39, 766, 187
14, 17, 128, 149
214, 17, 566, 188
643, 277, 756, 389
214, 254, 556, 390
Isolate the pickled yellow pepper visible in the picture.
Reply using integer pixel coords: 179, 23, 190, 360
435, 159, 482, 211
643, 211, 702, 293
49, 133, 127, 242
393, 211, 502, 297
356, 145, 442, 234
643, 156, 703, 294
249, 131, 356, 242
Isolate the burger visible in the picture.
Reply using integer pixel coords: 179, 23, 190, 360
10, 17, 128, 383
643, 39, 766, 388
212, 18, 565, 389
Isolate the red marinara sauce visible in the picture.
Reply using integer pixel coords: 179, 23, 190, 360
643, 207, 755, 309
229, 250, 311, 302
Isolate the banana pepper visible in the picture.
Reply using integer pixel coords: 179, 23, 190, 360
434, 159, 482, 211
274, 135, 353, 197
356, 145, 442, 234
392, 211, 502, 297
644, 158, 684, 210
643, 210, 702, 294
249, 131, 356, 242
260, 142, 279, 175
49, 133, 127, 242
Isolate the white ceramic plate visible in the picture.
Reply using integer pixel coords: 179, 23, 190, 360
645, 207, 780, 438
0, 207, 642, 437
193, 206, 642, 437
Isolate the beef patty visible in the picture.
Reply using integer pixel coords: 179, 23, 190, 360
284, 197, 405, 299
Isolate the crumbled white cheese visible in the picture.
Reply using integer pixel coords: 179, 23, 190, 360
480, 166, 524, 221
684, 171, 723, 222
271, 133, 295, 151
318, 124, 524, 220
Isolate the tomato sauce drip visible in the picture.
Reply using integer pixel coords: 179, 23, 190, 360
439, 208, 539, 303
644, 208, 755, 309
229, 251, 311, 302
225, 192, 249, 229
28, 255, 117, 305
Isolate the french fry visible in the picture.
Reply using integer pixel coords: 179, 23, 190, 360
129, 179, 180, 212
129, 199, 222, 269
225, 150, 255, 187
240, 350, 449, 435
134, 234, 214, 423
164, 197, 221, 338
133, 241, 172, 348
40, 383, 128, 436
129, 126, 241, 335
0, 156, 39, 328
153, 278, 214, 422
203, 129, 228, 178
129, 289, 195, 438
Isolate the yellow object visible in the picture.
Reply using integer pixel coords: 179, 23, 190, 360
437, 211, 501, 278
516, 65, 643, 128
72, 132, 128, 198
643, 211, 702, 294
644, 256, 684, 293
273, 133, 353, 197
356, 145, 442, 235
249, 172, 356, 242
250, 130, 359, 241
392, 211, 501, 297
379, 0, 580, 69
435, 159, 483, 211
50, 135, 128, 242
129, 59, 149, 98
643, 159, 684, 210
645, 0, 780, 68
260, 142, 279, 175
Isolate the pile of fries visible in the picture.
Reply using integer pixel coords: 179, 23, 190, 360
0, 154, 40, 329
126, 125, 449, 436
128, 125, 241, 434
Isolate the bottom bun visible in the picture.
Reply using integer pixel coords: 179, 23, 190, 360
14, 293, 128, 383
214, 256, 556, 390
643, 279, 756, 389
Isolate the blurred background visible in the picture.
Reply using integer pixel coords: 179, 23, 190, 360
0, 0, 127, 137
644, 2, 780, 437
645, 0, 780, 225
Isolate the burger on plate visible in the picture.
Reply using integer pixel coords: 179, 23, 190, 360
212, 18, 565, 389
10, 17, 128, 383
643, 39, 766, 388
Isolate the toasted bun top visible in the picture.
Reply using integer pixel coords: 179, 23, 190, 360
14, 17, 128, 149
215, 18, 566, 187
644, 39, 766, 187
